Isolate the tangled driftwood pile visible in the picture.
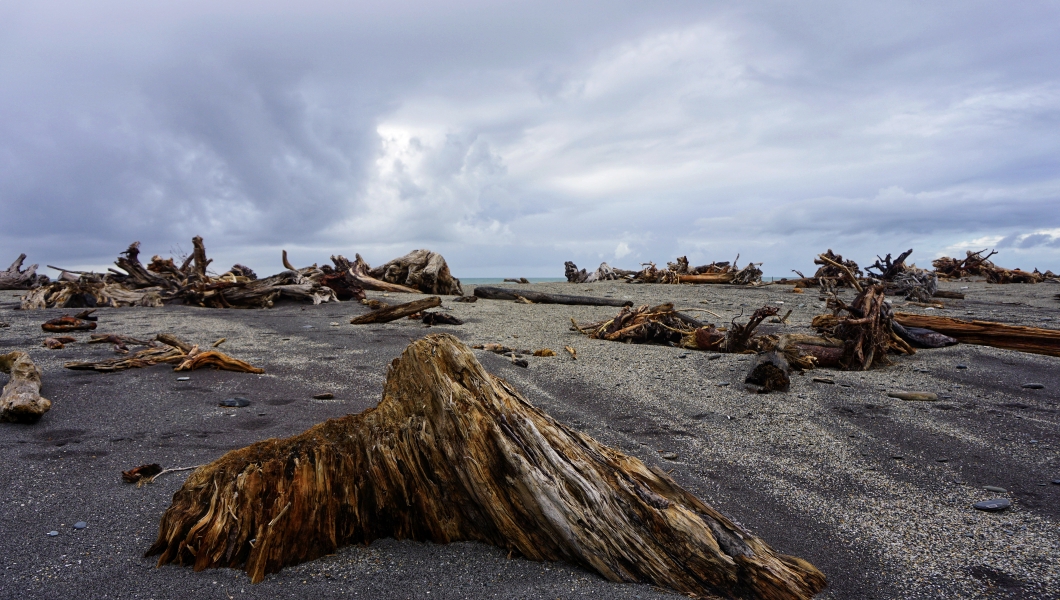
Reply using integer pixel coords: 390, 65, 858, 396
933, 249, 1056, 283
148, 334, 826, 598
15, 238, 466, 310
564, 256, 763, 285
64, 333, 264, 374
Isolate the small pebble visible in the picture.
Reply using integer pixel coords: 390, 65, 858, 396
73, 521, 87, 530
47, 531, 58, 537
1021, 383, 1044, 389
219, 397, 251, 408
313, 393, 334, 400
1052, 480, 1060, 485
812, 377, 835, 384
887, 391, 938, 402
176, 377, 190, 381
660, 452, 678, 460
302, 325, 314, 329
973, 498, 1011, 512
718, 382, 730, 387
329, 322, 340, 326
956, 365, 968, 370
984, 486, 1007, 493
936, 458, 949, 462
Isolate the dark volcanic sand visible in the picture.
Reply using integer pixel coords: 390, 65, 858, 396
0, 280, 1057, 599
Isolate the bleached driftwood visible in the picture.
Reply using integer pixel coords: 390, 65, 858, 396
0, 352, 51, 423
0, 255, 47, 289
148, 334, 826, 598
368, 249, 463, 295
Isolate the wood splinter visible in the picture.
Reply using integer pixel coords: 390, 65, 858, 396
148, 334, 826, 598
1, 351, 51, 423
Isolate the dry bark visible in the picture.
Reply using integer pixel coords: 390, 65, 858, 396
474, 286, 633, 307
368, 250, 463, 295
893, 314, 1060, 357
0, 351, 51, 423
350, 296, 442, 324
0, 255, 47, 289
147, 334, 826, 598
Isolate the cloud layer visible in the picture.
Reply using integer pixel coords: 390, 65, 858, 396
2, 1, 1059, 277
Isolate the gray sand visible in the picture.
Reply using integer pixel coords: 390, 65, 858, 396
0, 280, 1057, 599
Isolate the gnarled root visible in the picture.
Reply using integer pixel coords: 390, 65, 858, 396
0, 352, 51, 423
148, 334, 825, 598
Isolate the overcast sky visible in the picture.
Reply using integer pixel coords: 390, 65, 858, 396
2, 1, 1059, 278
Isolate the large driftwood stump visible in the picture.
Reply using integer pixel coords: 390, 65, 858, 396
1, 254, 47, 289
368, 249, 463, 295
1, 352, 51, 423
148, 334, 825, 598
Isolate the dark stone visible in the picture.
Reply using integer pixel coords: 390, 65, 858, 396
956, 364, 968, 369
73, 521, 87, 530
984, 486, 1007, 493
312, 393, 334, 400
1021, 383, 1044, 389
972, 498, 1011, 512
219, 397, 250, 408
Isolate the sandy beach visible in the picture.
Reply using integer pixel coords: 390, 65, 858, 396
1, 280, 1057, 599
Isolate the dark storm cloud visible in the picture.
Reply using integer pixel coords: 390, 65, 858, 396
2, 1, 1058, 276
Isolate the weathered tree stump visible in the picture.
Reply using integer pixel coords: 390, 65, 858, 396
1, 352, 51, 423
368, 249, 463, 295
148, 334, 826, 598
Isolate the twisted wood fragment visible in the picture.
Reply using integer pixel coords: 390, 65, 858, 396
147, 334, 825, 598
1, 351, 51, 423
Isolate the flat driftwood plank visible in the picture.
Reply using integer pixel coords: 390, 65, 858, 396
147, 334, 825, 598
349, 296, 442, 324
473, 286, 633, 307
894, 313, 1060, 357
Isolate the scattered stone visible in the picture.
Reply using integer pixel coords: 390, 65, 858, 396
718, 382, 730, 387
312, 393, 334, 400
891, 455, 904, 460
176, 377, 190, 381
219, 397, 250, 408
1052, 480, 1060, 485
973, 498, 1011, 512
1021, 383, 1044, 389
812, 377, 835, 384
47, 530, 58, 537
887, 391, 938, 401
660, 452, 679, 460
73, 521, 87, 530
707, 354, 722, 360
984, 486, 1007, 493
956, 365, 968, 370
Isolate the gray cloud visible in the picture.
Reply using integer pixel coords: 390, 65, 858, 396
2, 1, 1059, 277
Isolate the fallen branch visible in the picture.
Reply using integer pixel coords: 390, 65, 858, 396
1, 351, 51, 423
350, 296, 442, 324
474, 286, 632, 307
147, 334, 825, 597
893, 313, 1060, 357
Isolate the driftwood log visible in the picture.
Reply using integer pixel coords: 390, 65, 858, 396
147, 334, 825, 598
893, 314, 1060, 357
0, 255, 47, 289
349, 255, 422, 294
350, 296, 442, 324
474, 286, 633, 307
367, 250, 463, 295
0, 352, 51, 423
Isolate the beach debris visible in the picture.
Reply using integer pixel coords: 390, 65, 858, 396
41, 314, 97, 333
933, 249, 1055, 283
219, 397, 251, 407
743, 351, 791, 393
42, 337, 76, 349
1, 351, 51, 423
212, 338, 226, 347
887, 391, 939, 401
453, 295, 477, 303
148, 334, 826, 597
122, 463, 163, 483
514, 295, 533, 304
564, 345, 577, 359
363, 249, 463, 295
504, 278, 530, 284
65, 334, 264, 373
361, 298, 391, 310
890, 324, 958, 349
343, 254, 422, 294
421, 312, 463, 326
474, 286, 632, 307
564, 257, 763, 285
811, 285, 915, 370
0, 254, 48, 289
893, 313, 1060, 358
350, 296, 442, 325
87, 334, 156, 354
532, 348, 556, 357
312, 393, 334, 400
